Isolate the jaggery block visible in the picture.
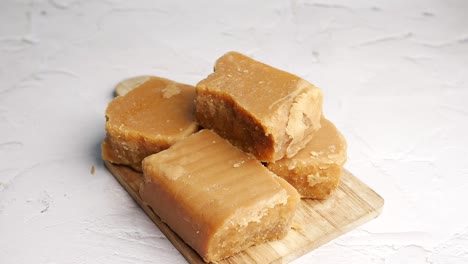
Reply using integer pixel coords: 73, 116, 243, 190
139, 129, 300, 262
102, 77, 198, 171
196, 51, 323, 162
267, 118, 347, 199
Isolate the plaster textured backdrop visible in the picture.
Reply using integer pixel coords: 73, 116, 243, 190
1, 0, 467, 263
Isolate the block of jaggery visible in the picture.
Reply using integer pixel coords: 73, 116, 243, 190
139, 129, 300, 262
102, 77, 198, 171
267, 118, 347, 199
196, 51, 323, 162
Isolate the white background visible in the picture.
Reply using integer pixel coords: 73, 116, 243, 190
1, 0, 467, 263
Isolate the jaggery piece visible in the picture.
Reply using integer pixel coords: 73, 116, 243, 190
267, 118, 347, 199
196, 51, 323, 162
102, 77, 198, 171
139, 129, 300, 262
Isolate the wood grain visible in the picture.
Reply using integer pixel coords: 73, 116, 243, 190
104, 161, 383, 264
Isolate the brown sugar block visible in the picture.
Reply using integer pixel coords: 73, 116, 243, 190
267, 118, 347, 199
196, 51, 323, 162
102, 77, 198, 172
139, 129, 301, 262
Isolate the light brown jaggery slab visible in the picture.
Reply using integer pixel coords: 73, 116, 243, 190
196, 52, 323, 162
267, 118, 347, 199
139, 129, 300, 262
102, 77, 198, 171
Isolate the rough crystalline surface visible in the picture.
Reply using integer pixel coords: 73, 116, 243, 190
102, 77, 198, 171
196, 51, 323, 162
267, 118, 347, 199
139, 129, 300, 262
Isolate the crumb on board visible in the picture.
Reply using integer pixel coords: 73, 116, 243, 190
91, 165, 95, 175
291, 222, 303, 231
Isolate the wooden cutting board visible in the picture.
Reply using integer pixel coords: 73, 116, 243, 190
104, 161, 383, 264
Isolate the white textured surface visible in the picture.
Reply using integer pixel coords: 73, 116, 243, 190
1, 0, 467, 263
